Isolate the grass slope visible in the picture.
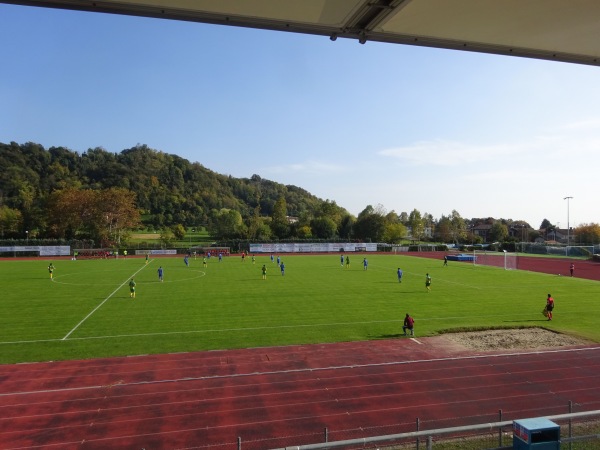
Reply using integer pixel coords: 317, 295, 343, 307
1, 254, 598, 364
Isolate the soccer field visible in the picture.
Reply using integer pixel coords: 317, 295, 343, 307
2, 254, 599, 364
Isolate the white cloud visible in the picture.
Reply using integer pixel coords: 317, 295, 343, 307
377, 139, 526, 167
263, 160, 350, 176
559, 117, 600, 131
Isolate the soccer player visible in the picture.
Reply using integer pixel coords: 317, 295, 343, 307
570, 263, 575, 277
157, 266, 164, 282
397, 268, 403, 283
363, 258, 368, 270
262, 264, 267, 280
145, 254, 149, 265
345, 256, 350, 268
340, 254, 344, 267
403, 313, 415, 336
203, 256, 207, 267
129, 278, 136, 298
546, 294, 554, 320
280, 261, 285, 276
48, 262, 55, 279
425, 273, 432, 292
184, 255, 189, 267
218, 252, 222, 262
252, 255, 256, 264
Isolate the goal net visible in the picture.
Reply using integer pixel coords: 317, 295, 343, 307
474, 250, 517, 270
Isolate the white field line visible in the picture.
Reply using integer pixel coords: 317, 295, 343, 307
0, 314, 563, 346
61, 263, 150, 340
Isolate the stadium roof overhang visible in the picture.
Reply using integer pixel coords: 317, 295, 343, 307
3, 0, 600, 67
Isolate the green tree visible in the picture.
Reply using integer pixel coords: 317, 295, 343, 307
0, 205, 22, 238
450, 210, 468, 243
159, 227, 175, 247
210, 208, 246, 239
296, 225, 312, 239
436, 215, 453, 243
489, 221, 509, 242
338, 214, 355, 239
408, 209, 424, 241
354, 205, 386, 241
255, 222, 272, 240
574, 223, 600, 244
310, 216, 337, 239
171, 224, 186, 240
270, 196, 289, 238
382, 222, 407, 243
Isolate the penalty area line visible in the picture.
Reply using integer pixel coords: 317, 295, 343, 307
62, 264, 149, 341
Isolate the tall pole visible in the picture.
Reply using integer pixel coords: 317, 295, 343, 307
564, 196, 573, 246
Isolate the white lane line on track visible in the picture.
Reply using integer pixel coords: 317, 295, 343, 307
2, 346, 599, 397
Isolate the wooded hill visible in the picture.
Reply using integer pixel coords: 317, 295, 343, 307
0, 141, 347, 239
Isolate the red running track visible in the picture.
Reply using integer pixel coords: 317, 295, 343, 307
2, 338, 600, 449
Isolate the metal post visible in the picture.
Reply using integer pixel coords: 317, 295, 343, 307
237, 436, 241, 450
324, 427, 328, 443
564, 196, 573, 247
416, 417, 420, 450
569, 400, 573, 450
498, 409, 503, 447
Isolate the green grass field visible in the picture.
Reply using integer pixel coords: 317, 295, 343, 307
2, 254, 599, 364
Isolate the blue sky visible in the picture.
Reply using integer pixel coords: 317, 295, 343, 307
2, 4, 600, 230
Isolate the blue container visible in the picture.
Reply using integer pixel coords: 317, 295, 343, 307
513, 418, 560, 449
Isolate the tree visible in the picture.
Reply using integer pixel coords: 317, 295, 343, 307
246, 206, 262, 240
270, 196, 289, 238
449, 210, 468, 243
574, 223, 600, 244
408, 209, 424, 241
354, 205, 386, 241
338, 214, 355, 239
382, 222, 406, 243
97, 188, 142, 245
46, 187, 141, 245
171, 224, 186, 240
489, 221, 509, 242
47, 188, 97, 239
296, 225, 312, 239
255, 222, 272, 240
0, 205, 22, 238
436, 216, 452, 243
210, 208, 246, 239
310, 216, 337, 239
159, 227, 175, 247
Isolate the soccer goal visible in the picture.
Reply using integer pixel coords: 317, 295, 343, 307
473, 250, 517, 270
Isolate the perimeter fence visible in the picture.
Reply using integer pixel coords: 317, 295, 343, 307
520, 243, 600, 258
197, 402, 600, 450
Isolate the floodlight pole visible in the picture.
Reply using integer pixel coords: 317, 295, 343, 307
564, 196, 573, 247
